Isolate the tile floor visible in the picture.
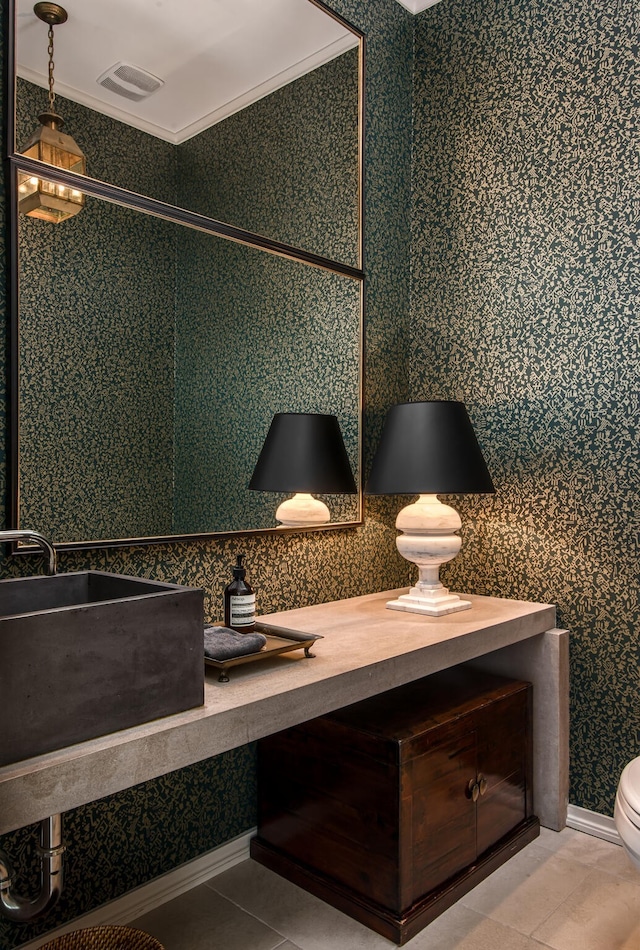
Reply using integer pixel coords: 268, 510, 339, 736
130, 828, 640, 950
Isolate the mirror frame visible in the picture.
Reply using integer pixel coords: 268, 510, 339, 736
5, 0, 365, 551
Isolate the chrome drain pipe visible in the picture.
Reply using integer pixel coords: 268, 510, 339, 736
0, 814, 65, 921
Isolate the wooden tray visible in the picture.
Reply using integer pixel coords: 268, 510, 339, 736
204, 621, 323, 682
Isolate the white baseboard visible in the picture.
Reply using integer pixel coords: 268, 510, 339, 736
566, 804, 621, 845
19, 828, 255, 950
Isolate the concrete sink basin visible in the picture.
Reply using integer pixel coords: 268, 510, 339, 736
0, 571, 204, 767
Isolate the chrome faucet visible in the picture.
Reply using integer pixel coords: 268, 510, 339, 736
0, 529, 57, 575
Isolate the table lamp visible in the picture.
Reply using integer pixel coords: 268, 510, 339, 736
366, 400, 495, 615
249, 412, 356, 527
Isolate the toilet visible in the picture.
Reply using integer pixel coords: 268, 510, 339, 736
614, 756, 640, 869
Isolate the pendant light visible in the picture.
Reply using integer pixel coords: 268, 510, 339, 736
18, 2, 86, 223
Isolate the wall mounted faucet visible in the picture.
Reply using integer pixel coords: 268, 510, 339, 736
0, 529, 57, 575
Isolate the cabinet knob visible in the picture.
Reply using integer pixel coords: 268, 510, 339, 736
478, 774, 488, 796
466, 778, 480, 802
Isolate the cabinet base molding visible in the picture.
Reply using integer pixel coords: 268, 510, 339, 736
251, 817, 540, 945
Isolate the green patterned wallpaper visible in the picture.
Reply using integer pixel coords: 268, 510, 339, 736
177, 48, 360, 266
16, 81, 179, 542
0, 0, 413, 945
411, 0, 639, 814
18, 198, 177, 542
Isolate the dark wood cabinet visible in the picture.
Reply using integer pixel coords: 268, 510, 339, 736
251, 666, 539, 945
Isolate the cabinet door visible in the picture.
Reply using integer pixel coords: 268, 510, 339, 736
404, 730, 477, 909
476, 689, 529, 856
257, 728, 400, 909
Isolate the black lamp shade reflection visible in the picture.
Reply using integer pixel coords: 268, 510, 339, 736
249, 412, 356, 527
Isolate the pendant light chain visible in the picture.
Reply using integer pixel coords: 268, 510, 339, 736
47, 22, 56, 113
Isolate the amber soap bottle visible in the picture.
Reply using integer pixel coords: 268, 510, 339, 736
223, 554, 256, 632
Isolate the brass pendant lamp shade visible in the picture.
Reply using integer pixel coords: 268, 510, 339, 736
18, 3, 86, 223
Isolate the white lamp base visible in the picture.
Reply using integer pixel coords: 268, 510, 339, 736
387, 584, 472, 616
386, 494, 473, 616
276, 493, 330, 528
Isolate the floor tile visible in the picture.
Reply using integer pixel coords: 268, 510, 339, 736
208, 860, 395, 950
459, 841, 591, 935
129, 882, 287, 950
532, 868, 640, 950
126, 831, 640, 950
537, 827, 638, 882
401, 902, 547, 950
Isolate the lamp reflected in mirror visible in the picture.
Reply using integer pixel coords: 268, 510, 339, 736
249, 412, 356, 528
18, 2, 85, 223
366, 401, 495, 616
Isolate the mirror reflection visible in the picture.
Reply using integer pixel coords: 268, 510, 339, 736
15, 0, 360, 265
17, 192, 361, 544
10, 0, 364, 548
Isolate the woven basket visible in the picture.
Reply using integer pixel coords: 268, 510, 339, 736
40, 925, 164, 950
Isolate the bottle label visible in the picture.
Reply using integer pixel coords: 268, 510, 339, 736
229, 593, 256, 627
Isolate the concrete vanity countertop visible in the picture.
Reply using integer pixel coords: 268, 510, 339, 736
0, 589, 568, 835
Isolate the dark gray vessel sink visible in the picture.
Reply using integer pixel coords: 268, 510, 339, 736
0, 571, 204, 767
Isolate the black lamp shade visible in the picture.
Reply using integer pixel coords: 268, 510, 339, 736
366, 401, 495, 495
249, 413, 357, 494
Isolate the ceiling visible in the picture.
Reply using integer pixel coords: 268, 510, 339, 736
16, 0, 359, 144
396, 0, 442, 10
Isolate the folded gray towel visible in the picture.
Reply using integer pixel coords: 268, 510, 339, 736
204, 626, 267, 661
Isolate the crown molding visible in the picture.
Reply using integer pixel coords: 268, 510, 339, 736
396, 0, 443, 12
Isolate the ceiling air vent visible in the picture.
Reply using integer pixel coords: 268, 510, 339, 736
96, 63, 164, 102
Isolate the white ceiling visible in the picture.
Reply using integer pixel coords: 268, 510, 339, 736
16, 0, 359, 144
396, 0, 442, 10
16, 0, 443, 144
